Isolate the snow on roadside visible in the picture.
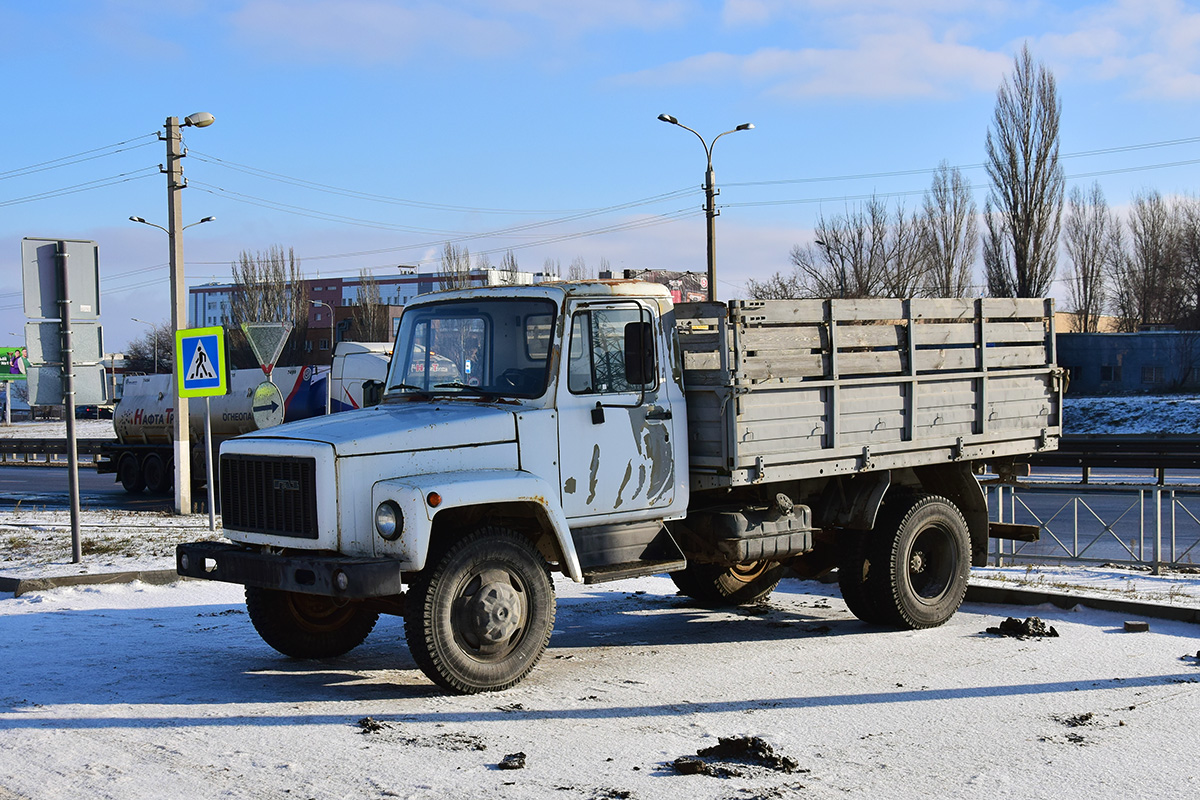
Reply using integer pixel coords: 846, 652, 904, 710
0, 418, 115, 439
1064, 394, 1200, 434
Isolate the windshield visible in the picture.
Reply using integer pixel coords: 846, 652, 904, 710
386, 298, 557, 399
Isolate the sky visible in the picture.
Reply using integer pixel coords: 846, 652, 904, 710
3, 0, 1200, 354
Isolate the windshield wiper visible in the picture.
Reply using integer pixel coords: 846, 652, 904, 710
434, 381, 496, 398
391, 383, 432, 394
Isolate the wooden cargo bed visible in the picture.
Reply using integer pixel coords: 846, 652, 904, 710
676, 297, 1063, 491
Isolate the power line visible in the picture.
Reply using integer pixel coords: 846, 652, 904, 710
0, 133, 159, 182
189, 150, 626, 215
0, 167, 160, 208
722, 157, 1200, 210
725, 134, 1200, 189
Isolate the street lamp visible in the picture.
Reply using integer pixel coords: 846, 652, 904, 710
657, 114, 753, 302
131, 112, 216, 516
132, 318, 159, 373
312, 300, 335, 415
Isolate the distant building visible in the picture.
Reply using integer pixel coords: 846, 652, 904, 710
189, 266, 556, 363
1057, 332, 1200, 395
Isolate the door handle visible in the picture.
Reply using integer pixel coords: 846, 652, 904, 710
645, 407, 672, 421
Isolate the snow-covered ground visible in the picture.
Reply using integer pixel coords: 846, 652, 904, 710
1, 572, 1198, 800
2, 401, 1199, 798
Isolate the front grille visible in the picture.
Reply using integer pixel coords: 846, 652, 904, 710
220, 453, 318, 539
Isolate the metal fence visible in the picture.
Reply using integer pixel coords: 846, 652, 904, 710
988, 481, 1200, 573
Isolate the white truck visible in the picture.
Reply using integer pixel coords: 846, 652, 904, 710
178, 281, 1061, 693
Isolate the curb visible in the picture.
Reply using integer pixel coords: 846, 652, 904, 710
0, 569, 185, 598
965, 583, 1200, 625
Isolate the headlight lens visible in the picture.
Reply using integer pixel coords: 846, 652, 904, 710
375, 501, 403, 541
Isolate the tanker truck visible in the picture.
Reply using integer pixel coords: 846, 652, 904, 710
97, 342, 390, 494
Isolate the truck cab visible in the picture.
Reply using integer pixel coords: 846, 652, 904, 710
182, 282, 695, 692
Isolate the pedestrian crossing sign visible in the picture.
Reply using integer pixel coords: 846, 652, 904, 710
176, 326, 227, 397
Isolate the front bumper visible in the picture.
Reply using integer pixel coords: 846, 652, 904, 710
176, 541, 405, 599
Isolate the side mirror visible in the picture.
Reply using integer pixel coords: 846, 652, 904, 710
362, 379, 385, 408
623, 321, 654, 386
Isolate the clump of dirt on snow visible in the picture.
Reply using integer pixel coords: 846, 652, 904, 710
670, 735, 804, 778
986, 616, 1060, 639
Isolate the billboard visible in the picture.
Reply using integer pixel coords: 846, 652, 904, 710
1, 346, 28, 381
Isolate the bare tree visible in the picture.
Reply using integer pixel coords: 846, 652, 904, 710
1062, 182, 1115, 332
746, 272, 803, 299
439, 242, 472, 290
123, 322, 173, 374
351, 270, 390, 342
1115, 190, 1182, 330
567, 256, 593, 281
228, 246, 309, 368
788, 196, 923, 298
984, 44, 1064, 297
498, 250, 520, 285
1177, 196, 1200, 330
920, 162, 978, 297
542, 257, 561, 279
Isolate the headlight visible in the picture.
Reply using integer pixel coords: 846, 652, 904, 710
375, 501, 403, 541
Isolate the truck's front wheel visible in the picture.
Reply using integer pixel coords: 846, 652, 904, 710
669, 561, 786, 606
404, 526, 556, 694
245, 587, 379, 659
863, 494, 971, 629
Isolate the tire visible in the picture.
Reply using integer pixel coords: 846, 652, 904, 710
143, 453, 172, 495
837, 532, 888, 624
245, 587, 379, 659
118, 455, 145, 493
404, 526, 555, 694
669, 560, 786, 606
863, 494, 971, 629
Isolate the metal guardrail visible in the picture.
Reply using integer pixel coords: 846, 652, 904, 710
989, 482, 1200, 573
1027, 434, 1200, 483
0, 438, 111, 465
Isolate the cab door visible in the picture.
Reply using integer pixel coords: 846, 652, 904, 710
556, 300, 679, 523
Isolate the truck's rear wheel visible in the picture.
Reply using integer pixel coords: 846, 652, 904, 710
837, 532, 888, 624
404, 526, 555, 694
669, 560, 786, 606
245, 587, 379, 659
118, 455, 145, 493
864, 494, 970, 629
142, 453, 172, 495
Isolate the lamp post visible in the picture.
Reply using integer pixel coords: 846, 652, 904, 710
131, 111, 215, 515
657, 114, 753, 302
312, 300, 335, 415
131, 318, 159, 373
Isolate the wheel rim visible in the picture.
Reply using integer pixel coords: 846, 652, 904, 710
906, 523, 958, 603
450, 565, 528, 661
728, 561, 771, 585
285, 594, 359, 634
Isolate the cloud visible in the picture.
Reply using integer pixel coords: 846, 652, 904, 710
228, 0, 688, 65
617, 24, 1010, 99
1031, 0, 1200, 100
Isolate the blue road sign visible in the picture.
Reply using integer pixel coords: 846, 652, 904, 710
176, 326, 227, 398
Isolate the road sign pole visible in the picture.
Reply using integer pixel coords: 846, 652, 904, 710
205, 396, 216, 531
57, 241, 82, 563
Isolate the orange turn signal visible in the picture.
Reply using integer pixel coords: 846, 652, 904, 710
426, 491, 442, 508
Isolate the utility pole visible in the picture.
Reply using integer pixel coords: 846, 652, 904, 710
159, 111, 214, 515
164, 116, 191, 515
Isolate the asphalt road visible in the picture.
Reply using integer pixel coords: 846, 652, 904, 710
0, 465, 174, 512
